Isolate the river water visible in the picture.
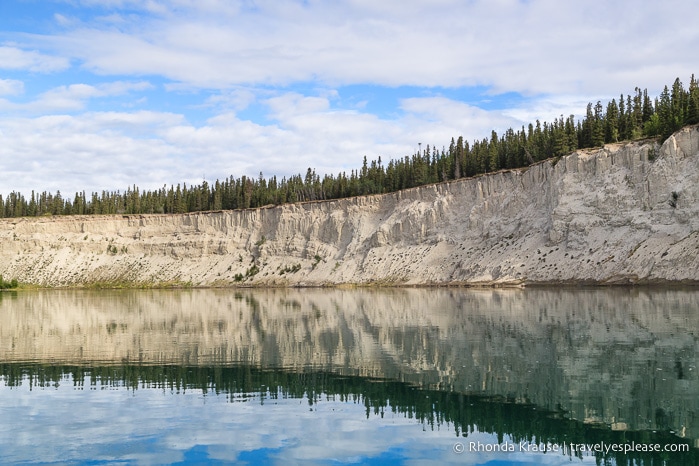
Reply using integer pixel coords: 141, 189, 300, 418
0, 288, 697, 465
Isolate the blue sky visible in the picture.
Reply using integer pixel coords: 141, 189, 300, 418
0, 0, 697, 196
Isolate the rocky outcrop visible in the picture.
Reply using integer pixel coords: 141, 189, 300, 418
1, 126, 698, 287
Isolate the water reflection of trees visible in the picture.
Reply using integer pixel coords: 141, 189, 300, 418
2, 288, 698, 442
2, 363, 696, 465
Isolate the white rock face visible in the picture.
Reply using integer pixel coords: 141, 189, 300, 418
1, 125, 698, 287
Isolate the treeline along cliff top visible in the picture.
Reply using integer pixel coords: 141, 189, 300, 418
2, 75, 698, 218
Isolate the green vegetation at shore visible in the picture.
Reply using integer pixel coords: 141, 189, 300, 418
0, 276, 18, 289
1, 75, 697, 218
83, 280, 195, 290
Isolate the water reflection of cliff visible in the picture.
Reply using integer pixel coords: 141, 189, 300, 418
1, 288, 697, 443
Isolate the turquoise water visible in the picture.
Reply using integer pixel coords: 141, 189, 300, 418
0, 288, 697, 465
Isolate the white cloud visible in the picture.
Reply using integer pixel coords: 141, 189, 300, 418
0, 45, 70, 72
264, 93, 331, 121
53, 13, 75, 27
0, 79, 23, 96
98, 80, 154, 95
0, 80, 153, 113
0, 112, 179, 195
399, 97, 523, 143
33, 0, 696, 95
203, 88, 258, 112
35, 84, 104, 111
502, 94, 600, 128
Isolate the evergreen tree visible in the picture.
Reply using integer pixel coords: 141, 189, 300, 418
591, 101, 605, 147
688, 74, 699, 124
454, 137, 463, 179
657, 85, 673, 140
605, 99, 620, 143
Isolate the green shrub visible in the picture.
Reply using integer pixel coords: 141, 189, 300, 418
0, 276, 19, 289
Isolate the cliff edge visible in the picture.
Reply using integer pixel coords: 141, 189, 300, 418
2, 125, 698, 287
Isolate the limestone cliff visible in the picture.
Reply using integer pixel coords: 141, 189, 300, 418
1, 125, 698, 287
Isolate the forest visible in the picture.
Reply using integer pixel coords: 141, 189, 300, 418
1, 75, 698, 218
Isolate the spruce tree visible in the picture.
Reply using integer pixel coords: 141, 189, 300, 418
687, 74, 699, 124
591, 101, 605, 147
605, 99, 620, 143
658, 85, 673, 140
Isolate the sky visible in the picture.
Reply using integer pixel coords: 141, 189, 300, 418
0, 0, 697, 197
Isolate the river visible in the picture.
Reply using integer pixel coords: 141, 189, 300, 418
0, 288, 697, 465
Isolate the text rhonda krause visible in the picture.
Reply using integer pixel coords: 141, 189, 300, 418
467, 441, 690, 454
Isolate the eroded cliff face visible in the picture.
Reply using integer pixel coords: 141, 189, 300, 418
1, 126, 698, 287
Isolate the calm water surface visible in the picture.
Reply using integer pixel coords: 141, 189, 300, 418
0, 288, 697, 465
